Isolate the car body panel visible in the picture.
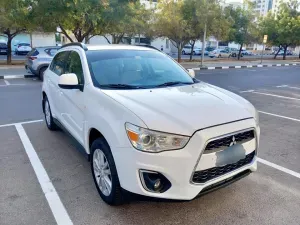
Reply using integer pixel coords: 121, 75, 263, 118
101, 82, 253, 136
42, 44, 260, 201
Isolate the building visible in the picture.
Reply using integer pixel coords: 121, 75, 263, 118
221, 0, 244, 9
250, 0, 273, 16
250, 0, 289, 16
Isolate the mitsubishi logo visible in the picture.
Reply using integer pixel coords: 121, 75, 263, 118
229, 136, 237, 146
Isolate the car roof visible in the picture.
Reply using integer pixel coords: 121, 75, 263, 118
85, 44, 155, 51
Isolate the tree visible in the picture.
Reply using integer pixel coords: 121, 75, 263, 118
259, 0, 300, 60
154, 0, 193, 62
225, 5, 259, 60
0, 0, 33, 64
32, 0, 105, 43
102, 0, 143, 44
182, 0, 230, 61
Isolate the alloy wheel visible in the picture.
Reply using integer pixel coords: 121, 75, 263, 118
93, 149, 112, 196
45, 100, 51, 126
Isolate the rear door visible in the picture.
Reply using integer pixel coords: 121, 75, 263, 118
46, 51, 70, 120
58, 50, 86, 145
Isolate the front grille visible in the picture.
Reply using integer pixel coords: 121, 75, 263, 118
192, 151, 255, 183
205, 130, 255, 153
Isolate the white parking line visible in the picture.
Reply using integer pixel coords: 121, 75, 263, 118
257, 158, 300, 179
240, 90, 254, 93
276, 85, 300, 90
15, 124, 73, 225
0, 119, 43, 128
250, 91, 300, 101
4, 80, 10, 85
258, 111, 300, 122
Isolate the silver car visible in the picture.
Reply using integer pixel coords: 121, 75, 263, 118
25, 46, 60, 80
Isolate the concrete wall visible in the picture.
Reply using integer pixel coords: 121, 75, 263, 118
31, 33, 56, 47
0, 32, 56, 51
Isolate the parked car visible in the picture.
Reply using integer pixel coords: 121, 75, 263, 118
15, 43, 32, 55
0, 43, 8, 55
227, 48, 244, 57
182, 45, 201, 55
25, 46, 60, 80
42, 43, 260, 205
241, 50, 253, 56
209, 49, 232, 58
194, 48, 209, 55
205, 46, 216, 52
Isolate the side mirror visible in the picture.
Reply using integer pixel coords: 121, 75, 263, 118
187, 69, 195, 78
58, 73, 82, 91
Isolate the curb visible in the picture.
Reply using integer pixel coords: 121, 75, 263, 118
0, 74, 37, 79
191, 63, 300, 71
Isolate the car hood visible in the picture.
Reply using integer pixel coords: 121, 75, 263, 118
102, 83, 254, 135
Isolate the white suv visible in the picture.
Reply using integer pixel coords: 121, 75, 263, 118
42, 43, 260, 205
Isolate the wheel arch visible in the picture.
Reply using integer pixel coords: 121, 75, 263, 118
88, 128, 107, 154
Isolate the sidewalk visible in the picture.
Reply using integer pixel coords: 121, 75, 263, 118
180, 59, 300, 69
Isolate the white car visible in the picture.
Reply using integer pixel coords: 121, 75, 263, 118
182, 46, 201, 55
42, 43, 260, 205
15, 43, 32, 55
209, 49, 232, 58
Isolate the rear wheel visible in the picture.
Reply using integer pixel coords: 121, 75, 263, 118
192, 51, 196, 55
91, 137, 123, 205
39, 67, 47, 81
182, 50, 185, 55
44, 96, 58, 130
218, 54, 221, 58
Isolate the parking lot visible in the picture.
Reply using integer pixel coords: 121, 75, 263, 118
0, 66, 300, 225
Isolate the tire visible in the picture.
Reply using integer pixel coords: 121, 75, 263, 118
232, 53, 237, 57
39, 67, 47, 81
91, 137, 123, 205
182, 50, 185, 55
192, 51, 195, 55
218, 54, 221, 58
43, 96, 58, 131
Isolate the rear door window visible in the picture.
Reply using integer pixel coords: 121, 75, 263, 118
27, 49, 39, 56
45, 48, 59, 57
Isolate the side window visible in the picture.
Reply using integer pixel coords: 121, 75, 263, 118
46, 48, 59, 57
50, 51, 69, 76
65, 51, 84, 84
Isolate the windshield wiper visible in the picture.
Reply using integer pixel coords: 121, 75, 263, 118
155, 81, 193, 87
100, 84, 144, 89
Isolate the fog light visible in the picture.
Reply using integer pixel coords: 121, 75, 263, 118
139, 170, 171, 193
154, 179, 161, 190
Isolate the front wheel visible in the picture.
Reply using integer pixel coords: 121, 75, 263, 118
182, 50, 185, 55
91, 138, 123, 205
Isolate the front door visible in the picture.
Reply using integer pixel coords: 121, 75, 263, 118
59, 50, 86, 145
46, 51, 69, 120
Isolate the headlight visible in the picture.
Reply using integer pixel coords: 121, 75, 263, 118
125, 123, 190, 153
255, 109, 259, 126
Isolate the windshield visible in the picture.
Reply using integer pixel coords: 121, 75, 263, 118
86, 50, 194, 89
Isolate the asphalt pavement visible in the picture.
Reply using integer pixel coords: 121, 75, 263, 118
0, 66, 300, 225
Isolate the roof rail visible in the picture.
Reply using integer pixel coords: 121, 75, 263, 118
61, 42, 88, 51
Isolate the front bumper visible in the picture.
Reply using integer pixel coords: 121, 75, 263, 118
113, 118, 259, 200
